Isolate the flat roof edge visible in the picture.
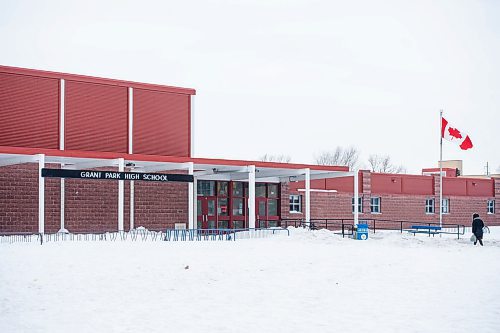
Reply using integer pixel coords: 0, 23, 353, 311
0, 146, 349, 172
0, 65, 196, 95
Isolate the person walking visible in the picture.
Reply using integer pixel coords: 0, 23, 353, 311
472, 213, 485, 246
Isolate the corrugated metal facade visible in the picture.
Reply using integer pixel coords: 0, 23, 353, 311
133, 89, 190, 156
65, 80, 128, 153
0, 72, 60, 149
0, 65, 194, 156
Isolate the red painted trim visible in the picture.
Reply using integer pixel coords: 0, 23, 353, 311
0, 65, 196, 96
0, 146, 349, 172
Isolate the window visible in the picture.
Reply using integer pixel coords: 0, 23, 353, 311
441, 198, 450, 214
370, 197, 381, 213
487, 200, 495, 214
256, 184, 267, 197
352, 197, 363, 213
232, 198, 244, 216
268, 184, 279, 198
268, 199, 278, 216
425, 198, 435, 214
197, 181, 215, 196
232, 182, 244, 196
217, 198, 228, 216
217, 181, 228, 196
289, 195, 301, 213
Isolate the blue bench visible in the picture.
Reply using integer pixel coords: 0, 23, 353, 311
407, 225, 442, 237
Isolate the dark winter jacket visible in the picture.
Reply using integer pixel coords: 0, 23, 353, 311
472, 217, 485, 237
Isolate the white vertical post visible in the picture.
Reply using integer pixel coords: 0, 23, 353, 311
190, 95, 195, 157
128, 87, 133, 155
305, 168, 311, 226
38, 154, 45, 234
127, 88, 134, 231
354, 170, 359, 225
439, 110, 443, 228
118, 158, 125, 231
188, 162, 194, 229
130, 180, 134, 230
193, 177, 198, 229
59, 79, 66, 233
248, 165, 256, 229
59, 178, 68, 233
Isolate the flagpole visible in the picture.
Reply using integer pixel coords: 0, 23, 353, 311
439, 110, 443, 228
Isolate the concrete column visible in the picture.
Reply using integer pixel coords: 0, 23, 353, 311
130, 180, 134, 230
37, 154, 45, 234
118, 158, 125, 231
59, 79, 67, 233
305, 168, 311, 226
188, 162, 194, 229
58, 177, 68, 233
248, 165, 256, 229
193, 177, 198, 229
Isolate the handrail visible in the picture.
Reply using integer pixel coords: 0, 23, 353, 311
275, 217, 467, 239
275, 218, 355, 238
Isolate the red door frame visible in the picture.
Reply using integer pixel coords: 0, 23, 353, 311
197, 196, 217, 229
197, 181, 281, 230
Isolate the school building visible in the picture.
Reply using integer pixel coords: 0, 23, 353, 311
0, 65, 498, 234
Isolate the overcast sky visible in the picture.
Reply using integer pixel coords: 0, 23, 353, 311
1, 0, 499, 175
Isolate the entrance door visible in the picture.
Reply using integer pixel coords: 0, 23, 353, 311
256, 198, 280, 228
197, 197, 217, 229
256, 197, 267, 228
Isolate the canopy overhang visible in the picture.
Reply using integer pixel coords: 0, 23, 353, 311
0, 146, 360, 233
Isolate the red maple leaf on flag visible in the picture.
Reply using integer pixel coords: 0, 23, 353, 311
448, 127, 462, 139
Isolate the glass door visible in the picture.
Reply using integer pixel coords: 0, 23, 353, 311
256, 198, 267, 228
255, 184, 280, 228
231, 182, 246, 229
197, 197, 217, 229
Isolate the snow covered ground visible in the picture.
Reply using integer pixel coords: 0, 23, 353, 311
1, 227, 500, 333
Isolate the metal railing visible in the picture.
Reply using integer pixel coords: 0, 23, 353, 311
0, 227, 290, 244
355, 218, 466, 239
273, 218, 355, 238
270, 217, 466, 239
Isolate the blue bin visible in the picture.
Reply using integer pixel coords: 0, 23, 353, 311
355, 223, 369, 240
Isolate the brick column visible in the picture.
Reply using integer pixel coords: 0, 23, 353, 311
433, 175, 441, 213
361, 170, 371, 214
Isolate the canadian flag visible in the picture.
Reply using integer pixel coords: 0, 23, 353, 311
441, 117, 473, 150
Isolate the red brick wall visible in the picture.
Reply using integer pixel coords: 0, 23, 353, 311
0, 164, 60, 233
1, 166, 498, 233
133, 174, 188, 231
0, 165, 189, 233
64, 171, 127, 233
281, 173, 500, 227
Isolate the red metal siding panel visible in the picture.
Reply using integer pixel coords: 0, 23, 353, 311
65, 81, 128, 152
325, 177, 358, 193
133, 89, 190, 156
401, 176, 433, 195
289, 179, 326, 191
466, 179, 494, 197
0, 72, 59, 149
371, 174, 403, 194
443, 178, 467, 196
